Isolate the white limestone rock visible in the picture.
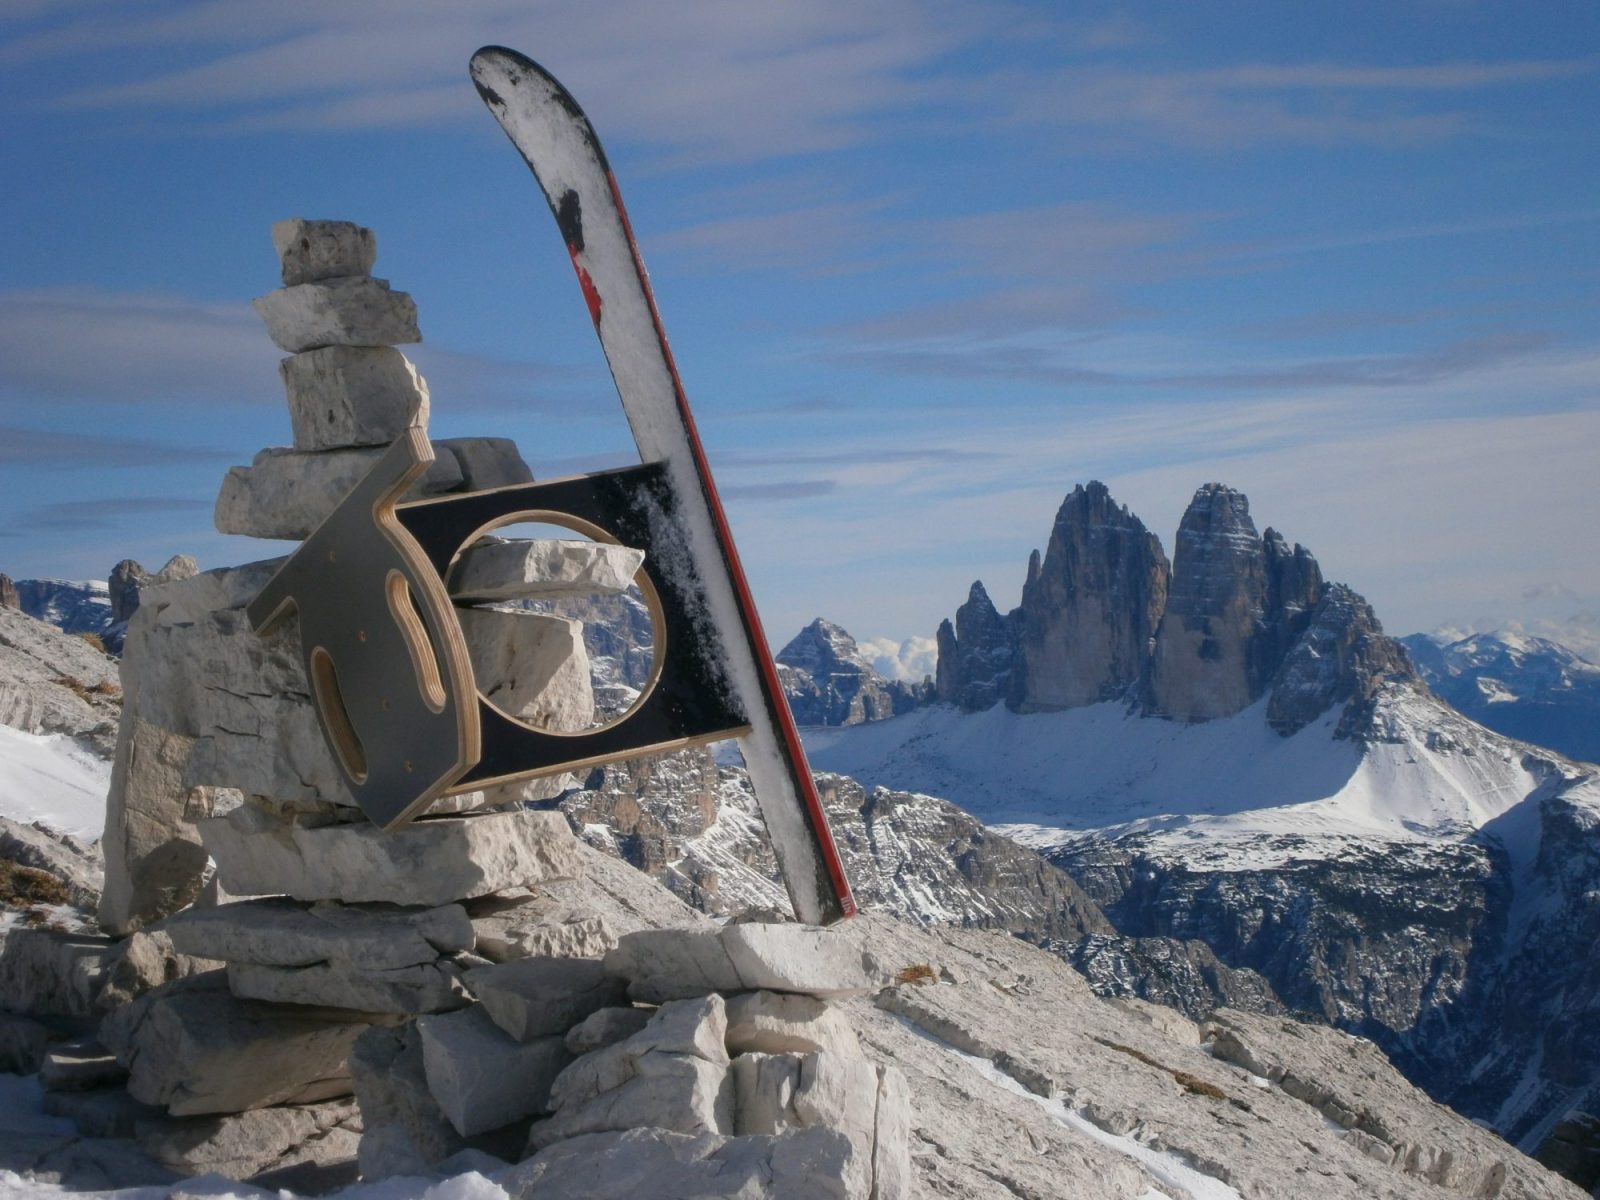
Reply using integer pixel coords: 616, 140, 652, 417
135, 1097, 362, 1182
724, 990, 861, 1059
1109, 995, 1202, 1046
350, 1022, 468, 1179
0, 928, 111, 1018
199, 806, 582, 907
603, 923, 890, 1003
417, 1004, 571, 1137
96, 719, 212, 935
729, 1051, 878, 1199
564, 1006, 653, 1056
96, 928, 220, 1012
465, 956, 628, 1043
528, 1052, 731, 1153
506, 1126, 859, 1200
213, 443, 461, 540
228, 958, 471, 1015
870, 1065, 911, 1200
459, 608, 595, 733
163, 897, 474, 971
272, 218, 377, 286
281, 345, 429, 451
449, 539, 644, 604
253, 276, 419, 353
465, 892, 618, 963
39, 1041, 125, 1092
529, 995, 731, 1152
99, 973, 369, 1116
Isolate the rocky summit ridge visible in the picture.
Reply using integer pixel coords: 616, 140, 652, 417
931, 480, 1413, 740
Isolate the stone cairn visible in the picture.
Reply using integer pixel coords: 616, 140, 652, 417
0, 219, 908, 1196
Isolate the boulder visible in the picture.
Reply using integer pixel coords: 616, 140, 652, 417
730, 1051, 878, 1198
227, 958, 471, 1015
459, 608, 595, 732
96, 928, 219, 1011
271, 218, 377, 286
417, 1004, 571, 1137
39, 1040, 126, 1092
529, 1051, 731, 1153
505, 1126, 859, 1200
564, 1006, 653, 1056
603, 923, 889, 1003
135, 1097, 362, 1182
466, 956, 628, 1043
200, 806, 582, 907
99, 973, 370, 1116
0, 927, 111, 1018
724, 990, 861, 1059
213, 443, 461, 540
163, 897, 474, 970
871, 1065, 911, 1200
281, 345, 429, 451
449, 539, 644, 603
529, 995, 731, 1151
253, 276, 420, 353
466, 892, 618, 963
350, 1022, 469, 1179
97, 719, 212, 935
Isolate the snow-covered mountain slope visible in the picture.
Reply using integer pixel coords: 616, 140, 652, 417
804, 683, 1600, 1159
804, 681, 1553, 860
0, 724, 112, 841
1403, 630, 1600, 765
12, 578, 114, 642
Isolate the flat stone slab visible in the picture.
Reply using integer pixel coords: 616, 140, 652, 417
449, 539, 644, 603
99, 973, 370, 1116
533, 995, 731, 1151
417, 1005, 571, 1137
724, 990, 860, 1059
603, 924, 890, 1003
254, 276, 419, 353
564, 1006, 653, 1056
466, 957, 627, 1043
506, 1126, 858, 1200
40, 1041, 126, 1092
272, 218, 377, 286
164, 897, 474, 971
466, 893, 618, 964
213, 443, 460, 540
228, 958, 471, 1015
200, 807, 582, 907
136, 1097, 363, 1182
214, 439, 535, 540
282, 345, 429, 451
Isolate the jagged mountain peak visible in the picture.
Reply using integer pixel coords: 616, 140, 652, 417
776, 616, 872, 674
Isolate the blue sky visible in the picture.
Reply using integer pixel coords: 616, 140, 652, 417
3, 1, 1598, 669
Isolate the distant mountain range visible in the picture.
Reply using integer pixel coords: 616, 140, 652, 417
794, 481, 1600, 1169
1402, 630, 1600, 765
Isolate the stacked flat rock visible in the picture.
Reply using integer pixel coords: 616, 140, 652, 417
344, 920, 910, 1199
215, 216, 535, 540
73, 219, 654, 1185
